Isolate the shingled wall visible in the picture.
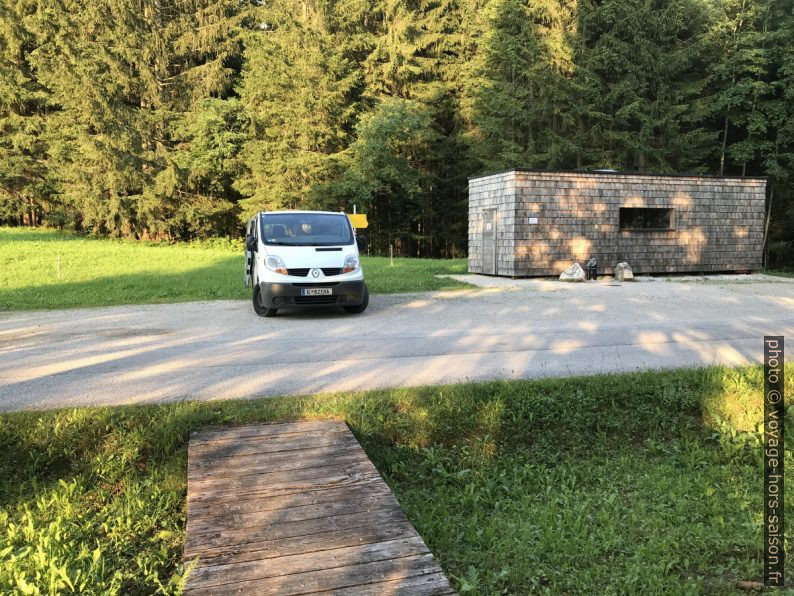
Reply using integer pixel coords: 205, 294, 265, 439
468, 170, 766, 277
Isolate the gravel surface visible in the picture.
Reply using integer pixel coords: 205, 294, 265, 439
1, 275, 793, 411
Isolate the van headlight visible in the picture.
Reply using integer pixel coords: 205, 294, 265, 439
342, 254, 359, 273
265, 255, 288, 275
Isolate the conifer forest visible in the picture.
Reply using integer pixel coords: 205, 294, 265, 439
1, 0, 793, 261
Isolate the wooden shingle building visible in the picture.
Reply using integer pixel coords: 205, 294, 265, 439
467, 169, 766, 277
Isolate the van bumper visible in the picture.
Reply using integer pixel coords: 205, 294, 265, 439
259, 280, 366, 308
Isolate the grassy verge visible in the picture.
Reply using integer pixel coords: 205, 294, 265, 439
765, 269, 794, 279
0, 227, 470, 310
2, 365, 792, 594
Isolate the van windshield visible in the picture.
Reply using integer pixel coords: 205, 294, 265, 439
260, 213, 353, 246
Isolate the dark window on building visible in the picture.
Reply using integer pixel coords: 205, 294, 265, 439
619, 207, 674, 230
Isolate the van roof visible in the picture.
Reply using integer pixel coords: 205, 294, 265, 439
258, 210, 347, 216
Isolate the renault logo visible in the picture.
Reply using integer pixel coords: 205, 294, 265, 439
311, 268, 321, 278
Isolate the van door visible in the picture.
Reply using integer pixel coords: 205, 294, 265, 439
244, 218, 254, 288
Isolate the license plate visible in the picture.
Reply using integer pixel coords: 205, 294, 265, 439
301, 288, 333, 296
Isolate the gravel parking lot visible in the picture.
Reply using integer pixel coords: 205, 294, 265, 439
1, 274, 793, 411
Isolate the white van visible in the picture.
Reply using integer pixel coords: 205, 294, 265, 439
244, 211, 368, 317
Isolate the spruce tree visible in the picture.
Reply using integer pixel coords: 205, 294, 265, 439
236, 0, 368, 216
760, 0, 794, 264
461, 0, 578, 171
573, 0, 713, 171
0, 0, 52, 225
704, 0, 773, 176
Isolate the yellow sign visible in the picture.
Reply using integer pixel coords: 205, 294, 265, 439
347, 213, 369, 229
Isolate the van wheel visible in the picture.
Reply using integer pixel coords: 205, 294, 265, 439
344, 285, 368, 314
253, 285, 278, 317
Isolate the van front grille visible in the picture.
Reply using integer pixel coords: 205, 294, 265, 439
287, 268, 342, 277
292, 282, 339, 288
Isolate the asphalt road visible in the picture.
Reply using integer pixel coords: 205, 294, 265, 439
1, 275, 793, 411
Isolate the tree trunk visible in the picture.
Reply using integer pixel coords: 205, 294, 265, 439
763, 185, 774, 268
719, 113, 729, 176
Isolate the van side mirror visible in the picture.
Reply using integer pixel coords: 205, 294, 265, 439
246, 236, 258, 252
356, 235, 367, 252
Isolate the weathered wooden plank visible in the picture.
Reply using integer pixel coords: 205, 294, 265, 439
187, 443, 364, 478
185, 553, 440, 596
184, 422, 456, 595
186, 477, 390, 519
187, 459, 378, 495
184, 507, 406, 555
187, 451, 369, 482
187, 520, 418, 566
186, 492, 400, 536
191, 420, 342, 443
185, 536, 429, 589
190, 428, 351, 452
187, 469, 382, 504
322, 571, 457, 595
188, 429, 356, 460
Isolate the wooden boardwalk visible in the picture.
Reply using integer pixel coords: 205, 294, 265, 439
183, 420, 456, 595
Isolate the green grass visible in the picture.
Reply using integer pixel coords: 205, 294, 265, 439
765, 270, 794, 279
2, 365, 792, 594
0, 227, 471, 310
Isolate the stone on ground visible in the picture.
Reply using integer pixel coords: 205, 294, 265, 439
615, 262, 634, 281
560, 263, 586, 282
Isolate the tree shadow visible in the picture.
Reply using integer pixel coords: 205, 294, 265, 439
0, 258, 248, 311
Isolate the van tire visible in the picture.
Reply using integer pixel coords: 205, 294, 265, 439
253, 285, 278, 317
344, 285, 368, 314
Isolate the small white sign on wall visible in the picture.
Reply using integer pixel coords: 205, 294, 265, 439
528, 217, 538, 224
